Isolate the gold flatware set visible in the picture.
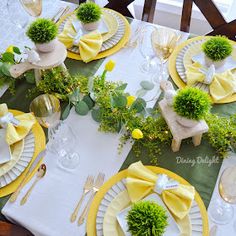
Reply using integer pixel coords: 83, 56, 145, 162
71, 173, 105, 226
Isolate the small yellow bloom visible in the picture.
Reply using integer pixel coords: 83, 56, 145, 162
127, 95, 136, 107
105, 60, 115, 72
5, 45, 14, 53
132, 129, 143, 140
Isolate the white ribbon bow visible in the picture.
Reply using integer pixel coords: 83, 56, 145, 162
199, 64, 216, 84
154, 174, 179, 194
70, 20, 83, 45
0, 112, 20, 128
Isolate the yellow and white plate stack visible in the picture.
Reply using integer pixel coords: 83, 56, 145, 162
0, 110, 45, 197
0, 132, 34, 188
169, 36, 236, 103
87, 167, 209, 236
58, 8, 130, 60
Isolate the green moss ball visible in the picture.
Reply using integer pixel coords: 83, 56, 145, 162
127, 201, 168, 236
173, 87, 211, 120
202, 36, 233, 61
26, 18, 58, 44
76, 2, 102, 24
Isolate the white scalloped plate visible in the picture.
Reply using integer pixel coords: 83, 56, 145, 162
0, 132, 35, 188
96, 179, 204, 236
0, 139, 24, 177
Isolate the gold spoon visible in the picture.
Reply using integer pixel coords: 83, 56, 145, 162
20, 164, 46, 205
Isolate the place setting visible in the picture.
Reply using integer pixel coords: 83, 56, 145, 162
169, 35, 236, 103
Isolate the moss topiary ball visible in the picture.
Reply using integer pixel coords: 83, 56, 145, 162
26, 18, 58, 44
76, 1, 102, 24
202, 36, 233, 61
173, 87, 211, 120
127, 201, 168, 236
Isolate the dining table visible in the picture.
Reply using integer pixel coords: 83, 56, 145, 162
0, 0, 236, 235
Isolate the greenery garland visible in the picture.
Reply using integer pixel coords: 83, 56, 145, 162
24, 60, 236, 162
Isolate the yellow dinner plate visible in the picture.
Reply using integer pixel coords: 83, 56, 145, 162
103, 189, 192, 236
168, 35, 236, 104
0, 110, 46, 197
62, 9, 118, 43
87, 166, 209, 236
58, 9, 131, 61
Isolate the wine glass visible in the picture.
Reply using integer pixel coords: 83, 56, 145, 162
151, 28, 181, 81
209, 165, 236, 224
19, 0, 42, 17
139, 25, 157, 73
30, 94, 80, 170
7, 0, 30, 41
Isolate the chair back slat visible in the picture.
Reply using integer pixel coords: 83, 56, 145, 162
180, 0, 193, 32
180, 0, 235, 40
142, 0, 157, 22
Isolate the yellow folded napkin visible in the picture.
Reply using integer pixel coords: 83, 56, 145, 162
186, 62, 236, 102
0, 104, 35, 145
126, 161, 195, 219
58, 25, 102, 63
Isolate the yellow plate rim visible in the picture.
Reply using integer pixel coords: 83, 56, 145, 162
87, 166, 209, 236
168, 35, 236, 104
0, 110, 46, 197
57, 8, 131, 61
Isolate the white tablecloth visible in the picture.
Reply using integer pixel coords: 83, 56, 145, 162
1, 1, 236, 236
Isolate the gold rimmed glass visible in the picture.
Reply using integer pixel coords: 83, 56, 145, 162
209, 165, 236, 224
20, 0, 42, 17
151, 28, 181, 82
30, 94, 80, 170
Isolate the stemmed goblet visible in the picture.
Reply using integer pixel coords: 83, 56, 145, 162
30, 94, 80, 170
19, 0, 43, 18
151, 28, 181, 82
6, 0, 30, 42
139, 25, 158, 74
209, 165, 236, 224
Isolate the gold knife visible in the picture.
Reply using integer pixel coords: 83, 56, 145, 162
9, 149, 46, 203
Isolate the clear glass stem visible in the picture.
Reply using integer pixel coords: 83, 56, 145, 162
209, 199, 234, 225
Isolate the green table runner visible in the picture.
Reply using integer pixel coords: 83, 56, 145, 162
0, 48, 236, 223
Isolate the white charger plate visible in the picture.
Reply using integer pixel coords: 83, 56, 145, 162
0, 131, 35, 188
96, 179, 204, 236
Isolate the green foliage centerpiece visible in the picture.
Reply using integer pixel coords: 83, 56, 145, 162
76, 1, 102, 31
173, 87, 211, 127
127, 201, 168, 236
26, 18, 58, 52
202, 36, 233, 68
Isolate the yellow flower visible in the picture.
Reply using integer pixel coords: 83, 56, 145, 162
132, 129, 143, 140
127, 95, 136, 107
105, 60, 115, 72
5, 45, 14, 53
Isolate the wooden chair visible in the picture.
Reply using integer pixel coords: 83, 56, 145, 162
78, 0, 157, 23
0, 221, 33, 236
181, 0, 236, 40
105, 0, 157, 22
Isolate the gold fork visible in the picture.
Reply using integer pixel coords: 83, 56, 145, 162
78, 173, 105, 225
70, 175, 94, 223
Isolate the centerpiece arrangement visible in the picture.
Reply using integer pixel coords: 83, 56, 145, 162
76, 1, 102, 31
127, 201, 168, 236
202, 36, 233, 68
26, 18, 58, 52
